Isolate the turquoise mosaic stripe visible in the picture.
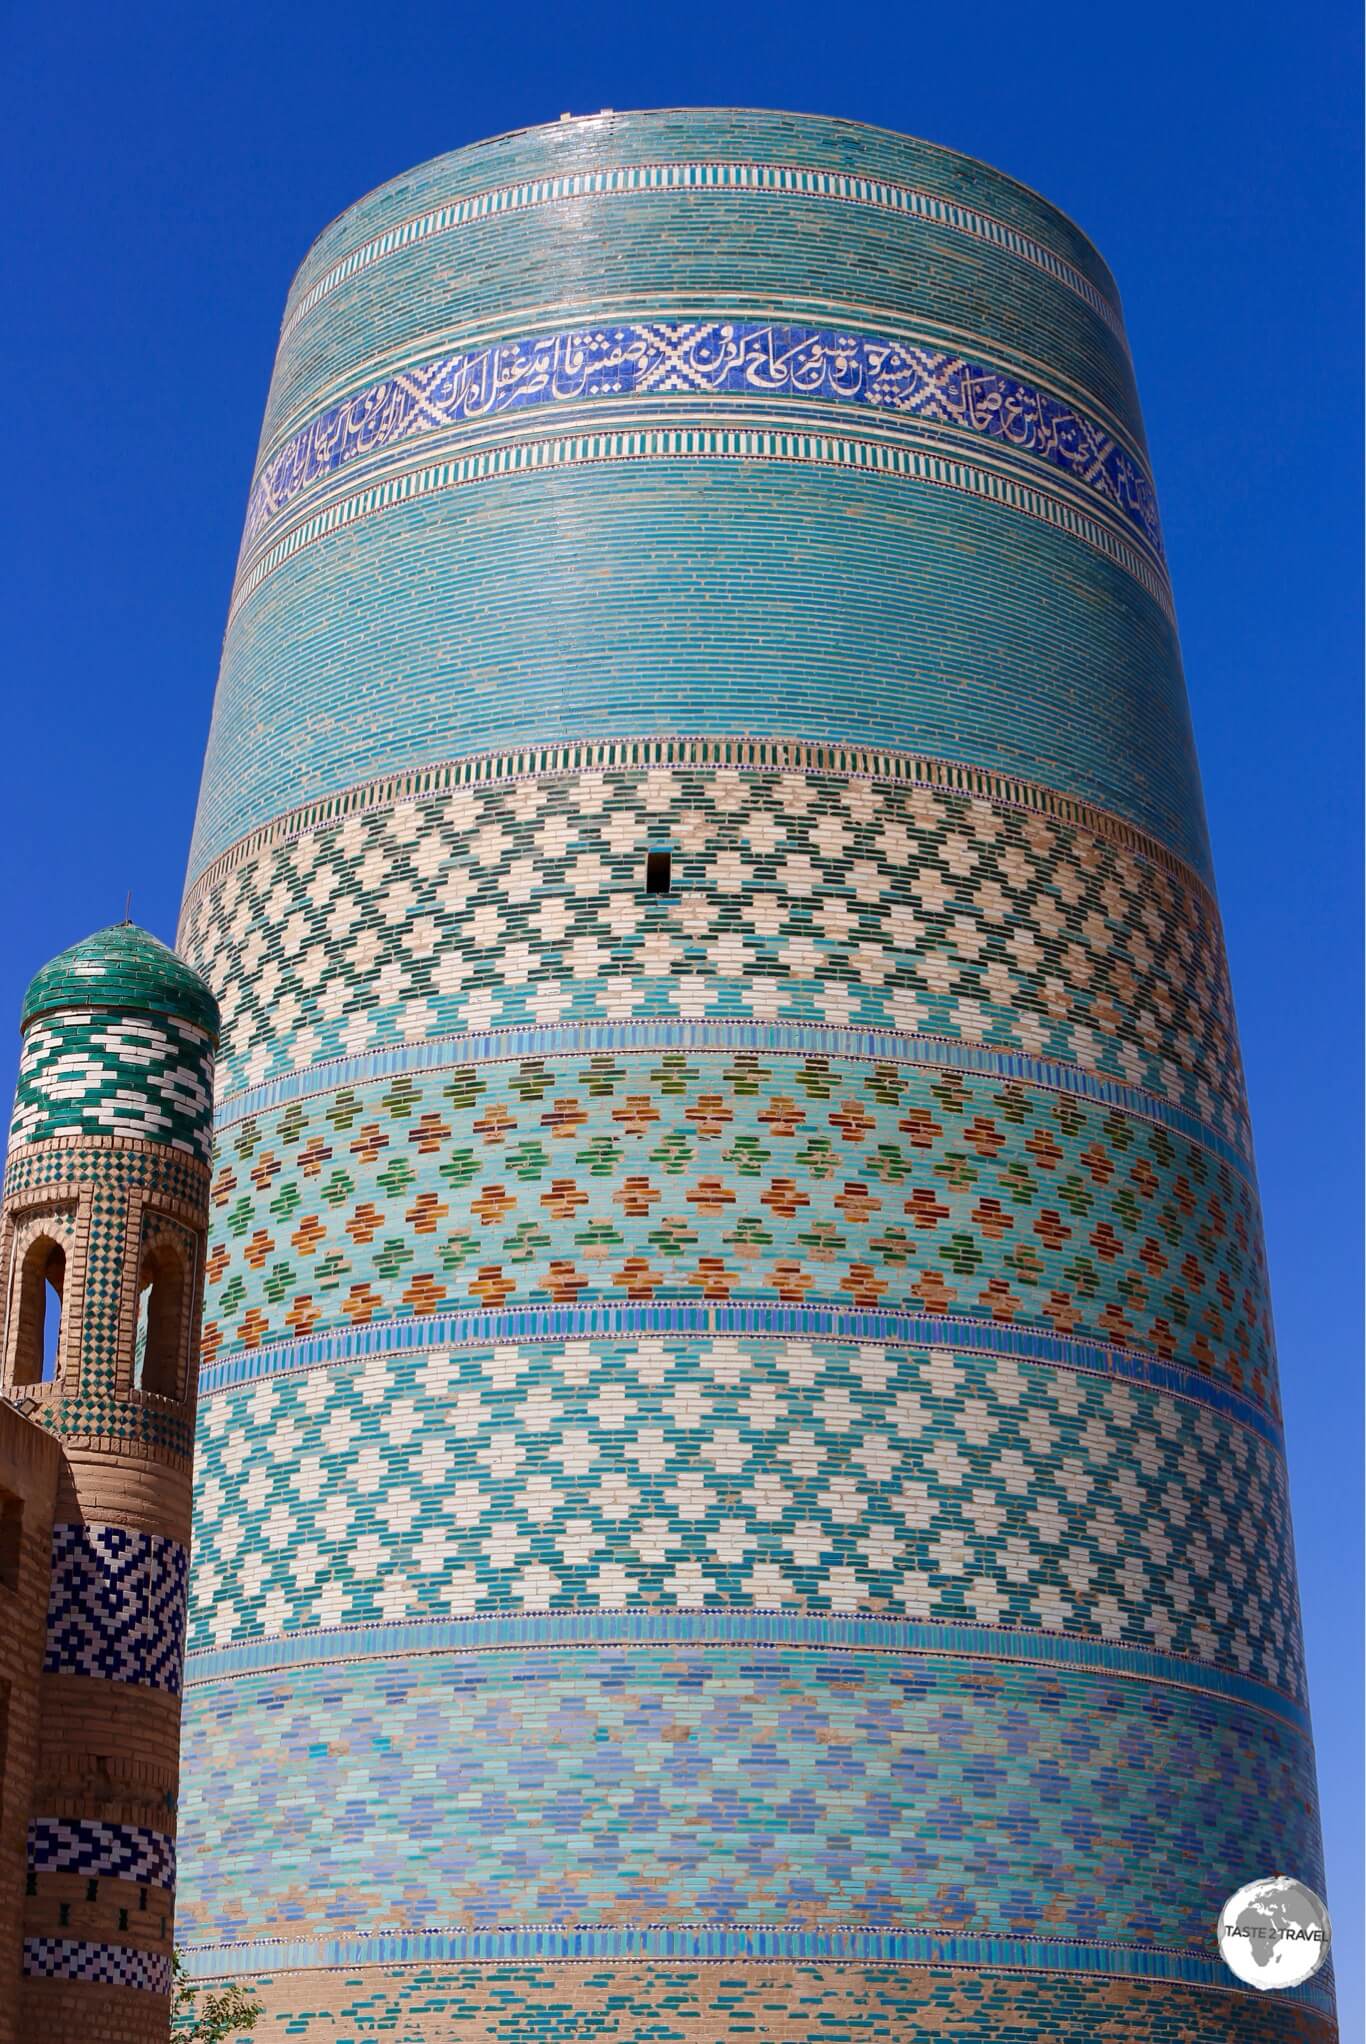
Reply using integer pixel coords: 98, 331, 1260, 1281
281, 159, 1126, 347
173, 1642, 1324, 1987
193, 462, 1206, 883
183, 1609, 1310, 1736
212, 1019, 1253, 1175
177, 1924, 1333, 2016
197, 1301, 1283, 1449
231, 420, 1171, 628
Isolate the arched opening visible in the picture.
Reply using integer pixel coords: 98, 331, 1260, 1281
134, 1242, 186, 1397
12, 1236, 65, 1387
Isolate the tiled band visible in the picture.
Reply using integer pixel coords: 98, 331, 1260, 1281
166, 1966, 1338, 2044
197, 1301, 1281, 1447
212, 1021, 1252, 1177
244, 322, 1159, 560
174, 1642, 1325, 2009
183, 734, 1214, 910
234, 420, 1171, 628
21, 1938, 173, 1995
43, 1525, 189, 1693
196, 1044, 1274, 1418
27, 1818, 176, 1890
190, 1316, 1300, 1702
182, 750, 1241, 1149
175, 1925, 1332, 2017
184, 1608, 1309, 1736
282, 158, 1126, 346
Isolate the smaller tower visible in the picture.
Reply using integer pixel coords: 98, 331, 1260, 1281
0, 925, 217, 2044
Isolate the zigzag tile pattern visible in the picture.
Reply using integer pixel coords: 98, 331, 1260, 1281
27, 1819, 176, 1890
43, 1524, 189, 1692
181, 764, 1244, 1147
11, 1010, 215, 1161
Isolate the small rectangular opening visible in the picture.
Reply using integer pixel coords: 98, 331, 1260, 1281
645, 850, 672, 896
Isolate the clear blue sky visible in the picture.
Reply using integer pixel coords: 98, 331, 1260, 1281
3, 1, 1360, 2024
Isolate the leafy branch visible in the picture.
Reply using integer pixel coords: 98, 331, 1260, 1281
171, 1952, 262, 2041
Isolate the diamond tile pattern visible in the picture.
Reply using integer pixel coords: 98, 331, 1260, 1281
190, 1332, 1304, 1698
182, 765, 1244, 1147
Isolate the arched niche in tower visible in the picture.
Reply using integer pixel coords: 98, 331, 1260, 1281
134, 1239, 189, 1399
10, 1234, 66, 1387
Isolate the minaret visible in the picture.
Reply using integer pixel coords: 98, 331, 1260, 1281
0, 924, 217, 2043
176, 110, 1333, 2041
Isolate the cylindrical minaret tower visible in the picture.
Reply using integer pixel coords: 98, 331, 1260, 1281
0, 924, 218, 2043
175, 111, 1333, 2039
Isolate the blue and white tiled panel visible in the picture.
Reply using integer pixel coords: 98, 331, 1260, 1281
28, 1819, 175, 1890
11, 1009, 215, 1162
22, 1937, 171, 1994
242, 321, 1163, 566
44, 1524, 189, 1692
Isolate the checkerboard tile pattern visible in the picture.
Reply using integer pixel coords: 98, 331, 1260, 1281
22, 1938, 172, 1994
190, 1333, 1304, 1700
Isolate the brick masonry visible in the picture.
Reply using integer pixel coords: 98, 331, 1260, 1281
170, 108, 1335, 2039
0, 925, 217, 2044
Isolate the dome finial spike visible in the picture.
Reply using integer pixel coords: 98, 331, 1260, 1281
123, 889, 132, 926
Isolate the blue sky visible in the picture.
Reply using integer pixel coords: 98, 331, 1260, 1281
3, 0, 1360, 2024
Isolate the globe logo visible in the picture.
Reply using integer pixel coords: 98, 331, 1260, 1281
1217, 1877, 1332, 1989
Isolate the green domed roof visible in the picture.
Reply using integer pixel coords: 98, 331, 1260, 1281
21, 923, 219, 1040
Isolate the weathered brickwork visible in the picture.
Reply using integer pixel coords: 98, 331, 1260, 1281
0, 925, 217, 2044
195, 1964, 1338, 2043
174, 109, 1333, 2040
0, 1404, 62, 2044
